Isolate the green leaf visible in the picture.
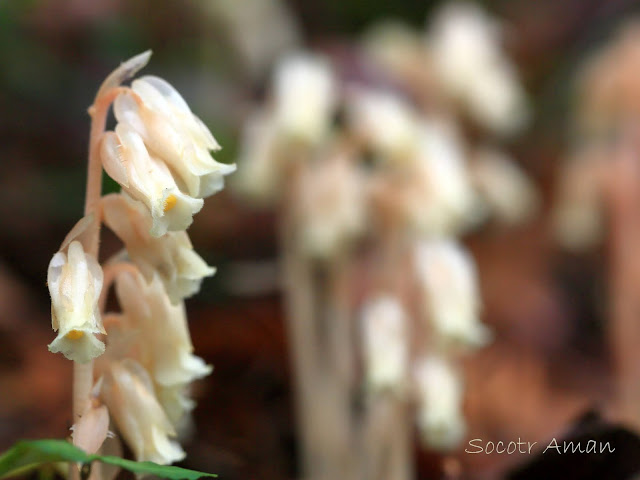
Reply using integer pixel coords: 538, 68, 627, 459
0, 440, 216, 480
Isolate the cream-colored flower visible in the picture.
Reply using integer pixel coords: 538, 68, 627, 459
404, 119, 478, 236
100, 315, 199, 432
48, 240, 105, 363
294, 152, 366, 258
428, 2, 528, 135
414, 356, 466, 450
347, 88, 420, 164
272, 54, 337, 144
100, 359, 185, 464
113, 270, 212, 387
471, 147, 539, 226
414, 239, 489, 348
100, 123, 204, 237
101, 194, 215, 303
466, 63, 528, 137
361, 295, 409, 394
113, 78, 235, 198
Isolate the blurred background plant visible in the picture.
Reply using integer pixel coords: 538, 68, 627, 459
3, 0, 640, 479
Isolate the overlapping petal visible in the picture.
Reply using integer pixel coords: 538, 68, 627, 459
100, 124, 203, 237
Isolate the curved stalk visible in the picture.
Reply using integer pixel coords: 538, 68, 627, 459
71, 86, 127, 480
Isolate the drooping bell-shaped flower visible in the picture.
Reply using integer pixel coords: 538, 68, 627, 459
101, 194, 215, 303
414, 355, 466, 450
48, 240, 105, 363
100, 123, 204, 237
272, 54, 337, 144
414, 239, 490, 348
113, 270, 212, 388
428, 2, 528, 136
113, 78, 235, 199
361, 294, 409, 394
100, 359, 185, 464
404, 119, 478, 236
100, 314, 200, 432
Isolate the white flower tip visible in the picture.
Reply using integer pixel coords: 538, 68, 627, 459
121, 50, 153, 79
48, 331, 106, 363
97, 51, 153, 98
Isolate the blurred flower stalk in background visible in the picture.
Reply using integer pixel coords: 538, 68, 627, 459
554, 22, 640, 433
234, 2, 538, 479
45, 51, 233, 478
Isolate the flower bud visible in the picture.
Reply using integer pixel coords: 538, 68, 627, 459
71, 402, 110, 454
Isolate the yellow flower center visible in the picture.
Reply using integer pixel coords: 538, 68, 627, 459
65, 329, 84, 340
164, 194, 178, 213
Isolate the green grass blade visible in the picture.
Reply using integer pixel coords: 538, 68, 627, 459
0, 440, 216, 480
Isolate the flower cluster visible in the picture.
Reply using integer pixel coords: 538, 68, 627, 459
46, 51, 233, 464
234, 3, 538, 457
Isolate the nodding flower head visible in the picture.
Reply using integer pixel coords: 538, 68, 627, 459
414, 239, 490, 349
112, 270, 212, 388
113, 77, 235, 199
48, 240, 105, 363
100, 123, 204, 237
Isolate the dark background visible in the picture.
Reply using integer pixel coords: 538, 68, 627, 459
1, 1, 639, 478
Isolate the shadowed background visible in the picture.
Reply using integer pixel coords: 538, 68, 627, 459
2, 1, 640, 479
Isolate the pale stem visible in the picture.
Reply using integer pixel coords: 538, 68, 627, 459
281, 160, 359, 480
71, 86, 126, 480
606, 126, 640, 429
362, 226, 412, 480
280, 162, 323, 479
